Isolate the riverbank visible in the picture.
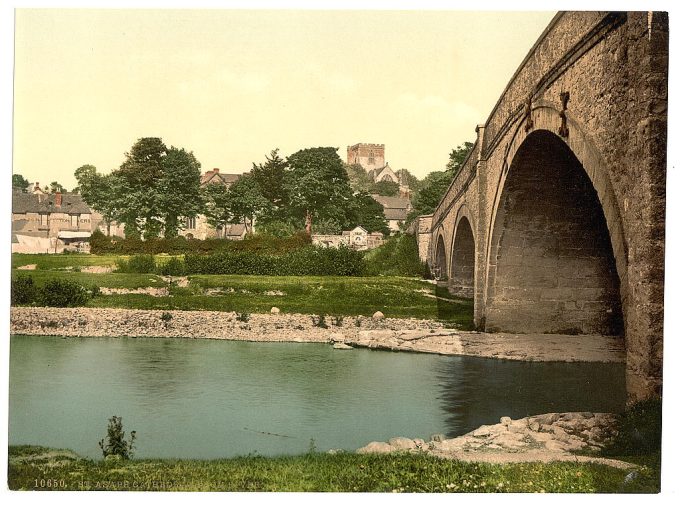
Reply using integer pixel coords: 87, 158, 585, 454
10, 307, 625, 362
7, 444, 659, 492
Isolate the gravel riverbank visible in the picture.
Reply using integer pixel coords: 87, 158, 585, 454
11, 307, 625, 363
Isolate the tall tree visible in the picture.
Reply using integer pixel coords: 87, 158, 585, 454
345, 163, 373, 192
446, 141, 474, 177
285, 147, 354, 234
250, 149, 289, 219
226, 174, 272, 233
115, 138, 168, 238
12, 174, 30, 192
158, 147, 203, 238
202, 183, 232, 238
406, 170, 453, 224
349, 191, 390, 235
74, 164, 120, 236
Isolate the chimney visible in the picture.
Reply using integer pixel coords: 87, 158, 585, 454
33, 182, 41, 193
55, 191, 62, 207
213, 168, 220, 173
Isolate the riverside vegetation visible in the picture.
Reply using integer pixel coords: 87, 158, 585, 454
7, 399, 661, 492
11, 234, 472, 325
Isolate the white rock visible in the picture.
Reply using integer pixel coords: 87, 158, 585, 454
388, 437, 417, 450
500, 416, 512, 426
356, 441, 394, 454
333, 342, 353, 350
372, 311, 385, 319
270, 307, 280, 314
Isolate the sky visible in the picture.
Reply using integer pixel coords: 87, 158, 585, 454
12, 9, 556, 190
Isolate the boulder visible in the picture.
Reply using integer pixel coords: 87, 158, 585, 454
356, 441, 394, 454
500, 416, 512, 426
372, 311, 385, 320
270, 307, 280, 314
333, 342, 353, 350
388, 437, 417, 451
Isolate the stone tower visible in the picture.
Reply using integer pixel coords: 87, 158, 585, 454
347, 143, 385, 171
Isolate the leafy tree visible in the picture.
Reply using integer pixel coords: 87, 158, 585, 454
108, 138, 202, 239
398, 168, 421, 193
49, 181, 65, 193
12, 174, 30, 192
407, 170, 453, 223
446, 141, 474, 177
368, 180, 400, 196
74, 165, 120, 236
313, 218, 343, 235
349, 191, 390, 235
345, 163, 373, 192
158, 147, 203, 238
250, 149, 289, 219
226, 174, 272, 233
202, 183, 232, 238
285, 147, 354, 234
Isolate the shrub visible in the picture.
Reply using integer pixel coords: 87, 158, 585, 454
89, 229, 115, 254
116, 254, 156, 273
11, 275, 37, 305
160, 312, 173, 328
99, 416, 136, 460
157, 257, 185, 276
37, 278, 91, 307
312, 314, 328, 328
236, 312, 250, 323
602, 398, 662, 456
183, 245, 365, 276
332, 315, 344, 327
364, 234, 430, 277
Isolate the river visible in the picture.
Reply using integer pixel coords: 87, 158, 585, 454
9, 335, 626, 459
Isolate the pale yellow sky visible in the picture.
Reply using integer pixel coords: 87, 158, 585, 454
13, 9, 556, 189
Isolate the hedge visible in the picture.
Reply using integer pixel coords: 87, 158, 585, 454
183, 245, 366, 276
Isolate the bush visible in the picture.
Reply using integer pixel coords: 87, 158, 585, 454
157, 257, 186, 276
602, 398, 662, 456
99, 416, 136, 460
183, 244, 365, 276
37, 278, 91, 307
11, 275, 37, 305
116, 254, 156, 273
364, 234, 430, 277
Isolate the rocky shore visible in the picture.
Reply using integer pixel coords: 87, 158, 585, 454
10, 307, 625, 362
357, 412, 634, 469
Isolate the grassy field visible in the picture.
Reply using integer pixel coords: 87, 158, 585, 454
7, 446, 660, 493
11, 255, 474, 325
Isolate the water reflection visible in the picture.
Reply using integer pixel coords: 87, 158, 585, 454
434, 356, 626, 437
9, 335, 626, 459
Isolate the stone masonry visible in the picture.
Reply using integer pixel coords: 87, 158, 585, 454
420, 12, 668, 402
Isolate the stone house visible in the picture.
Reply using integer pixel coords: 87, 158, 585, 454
12, 185, 96, 253
370, 194, 412, 233
312, 226, 384, 251
179, 168, 247, 240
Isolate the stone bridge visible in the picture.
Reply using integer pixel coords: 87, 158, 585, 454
422, 12, 668, 402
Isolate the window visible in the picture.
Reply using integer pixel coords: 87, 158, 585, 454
39, 213, 49, 226
70, 214, 79, 228
186, 217, 196, 230
368, 150, 375, 165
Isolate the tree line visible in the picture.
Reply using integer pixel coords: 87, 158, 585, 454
13, 138, 473, 238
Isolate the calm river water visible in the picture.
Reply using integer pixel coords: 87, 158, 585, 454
9, 335, 626, 459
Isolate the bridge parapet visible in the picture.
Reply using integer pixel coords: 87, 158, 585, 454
481, 12, 626, 158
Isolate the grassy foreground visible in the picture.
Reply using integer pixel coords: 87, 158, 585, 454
7, 446, 659, 493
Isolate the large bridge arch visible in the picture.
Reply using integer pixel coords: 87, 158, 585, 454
423, 12, 667, 401
484, 128, 624, 335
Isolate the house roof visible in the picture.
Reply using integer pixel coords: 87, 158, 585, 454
384, 207, 409, 221
371, 194, 411, 210
12, 191, 92, 214
200, 170, 241, 186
